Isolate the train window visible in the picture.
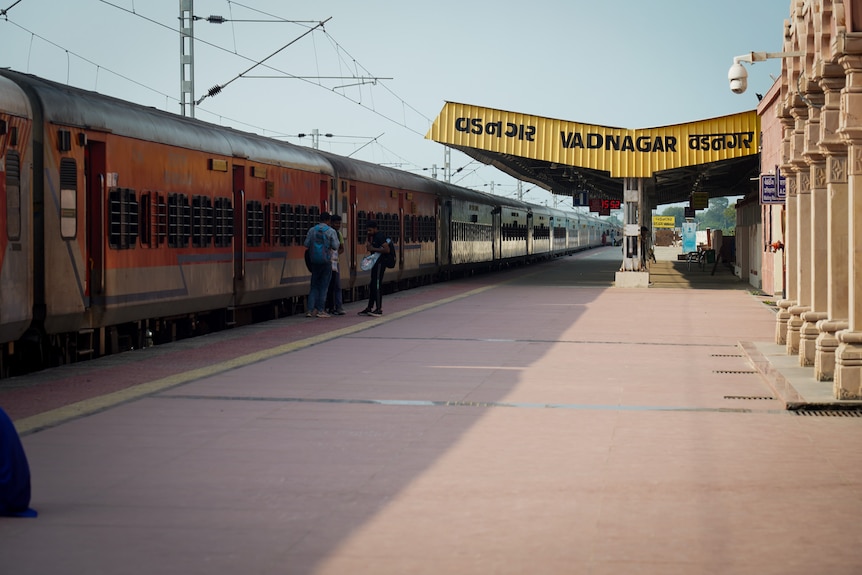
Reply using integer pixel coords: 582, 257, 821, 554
280, 205, 290, 245
404, 215, 412, 243
264, 203, 275, 246
59, 158, 77, 239
108, 187, 139, 249
246, 200, 264, 247
5, 151, 21, 241
357, 211, 368, 243
192, 195, 214, 248
293, 205, 306, 245
140, 191, 168, 247
139, 193, 151, 246
168, 193, 191, 248
382, 213, 391, 242
214, 197, 233, 247
391, 214, 400, 243
423, 215, 432, 242
279, 204, 292, 246
155, 193, 167, 245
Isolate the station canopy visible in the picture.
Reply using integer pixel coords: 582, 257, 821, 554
426, 102, 760, 207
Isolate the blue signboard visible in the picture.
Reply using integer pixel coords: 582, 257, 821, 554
682, 222, 697, 254
572, 191, 589, 207
760, 174, 786, 204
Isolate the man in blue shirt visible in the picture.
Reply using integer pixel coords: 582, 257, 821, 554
304, 212, 340, 318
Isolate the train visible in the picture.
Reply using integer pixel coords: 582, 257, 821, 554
0, 69, 617, 377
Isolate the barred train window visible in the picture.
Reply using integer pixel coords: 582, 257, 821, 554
192, 195, 214, 248
59, 158, 77, 239
294, 205, 308, 245
246, 200, 263, 247
139, 191, 168, 247
5, 151, 21, 240
214, 197, 233, 247
168, 193, 191, 248
108, 187, 139, 249
278, 204, 294, 246
356, 210, 368, 243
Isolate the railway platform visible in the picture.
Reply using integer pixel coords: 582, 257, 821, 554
2, 246, 861, 575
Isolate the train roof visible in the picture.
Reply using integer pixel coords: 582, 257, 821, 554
0, 69, 333, 175
316, 149, 444, 192
0, 73, 31, 120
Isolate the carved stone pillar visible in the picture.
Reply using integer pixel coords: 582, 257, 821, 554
776, 110, 798, 346
776, 300, 793, 345
818, 318, 849, 385
801, 82, 828, 366
815, 66, 849, 380
835, 39, 862, 399
787, 100, 811, 356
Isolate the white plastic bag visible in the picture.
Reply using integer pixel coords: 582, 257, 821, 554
360, 252, 379, 271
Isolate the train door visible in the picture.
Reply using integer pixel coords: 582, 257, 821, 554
85, 139, 106, 302
492, 207, 501, 261
233, 165, 245, 283
396, 190, 403, 271
347, 182, 357, 284
440, 198, 452, 267
319, 178, 330, 213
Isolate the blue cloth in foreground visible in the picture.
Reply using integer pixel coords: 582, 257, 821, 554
0, 407, 37, 517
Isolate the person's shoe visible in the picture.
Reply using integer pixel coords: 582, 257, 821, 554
358, 309, 372, 316
305, 311, 315, 317
316, 311, 331, 318
332, 309, 346, 315
369, 309, 383, 316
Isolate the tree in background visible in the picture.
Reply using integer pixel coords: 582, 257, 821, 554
659, 197, 735, 235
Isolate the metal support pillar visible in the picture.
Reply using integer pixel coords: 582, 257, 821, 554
180, 0, 195, 118
615, 178, 649, 287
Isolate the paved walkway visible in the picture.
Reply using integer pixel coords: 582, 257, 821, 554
2, 246, 861, 574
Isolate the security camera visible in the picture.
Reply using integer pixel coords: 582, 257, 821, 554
728, 62, 748, 94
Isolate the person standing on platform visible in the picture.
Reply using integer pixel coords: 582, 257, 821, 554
326, 214, 346, 315
358, 220, 389, 317
304, 212, 339, 318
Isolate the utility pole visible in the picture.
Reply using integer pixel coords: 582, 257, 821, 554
179, 0, 195, 117
444, 148, 451, 183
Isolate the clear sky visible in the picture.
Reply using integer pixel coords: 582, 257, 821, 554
0, 0, 790, 207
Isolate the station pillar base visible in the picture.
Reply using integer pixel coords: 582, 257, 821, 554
615, 271, 650, 288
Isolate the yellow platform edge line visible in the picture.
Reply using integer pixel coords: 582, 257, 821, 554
14, 283, 499, 435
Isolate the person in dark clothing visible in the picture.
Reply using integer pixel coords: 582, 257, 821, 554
0, 406, 37, 517
358, 220, 389, 316
325, 214, 346, 315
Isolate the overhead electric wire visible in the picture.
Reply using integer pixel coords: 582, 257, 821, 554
2, 19, 174, 102
96, 1, 429, 136
3, 2, 450, 175
195, 17, 331, 105
0, 0, 24, 18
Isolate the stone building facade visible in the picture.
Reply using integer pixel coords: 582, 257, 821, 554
769, 0, 862, 399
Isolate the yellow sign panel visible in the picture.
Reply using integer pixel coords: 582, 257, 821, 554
426, 102, 759, 178
653, 216, 676, 228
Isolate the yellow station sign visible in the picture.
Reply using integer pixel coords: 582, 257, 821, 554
427, 102, 759, 179
652, 216, 676, 229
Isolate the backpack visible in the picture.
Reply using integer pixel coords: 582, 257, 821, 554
309, 225, 329, 265
384, 238, 396, 269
